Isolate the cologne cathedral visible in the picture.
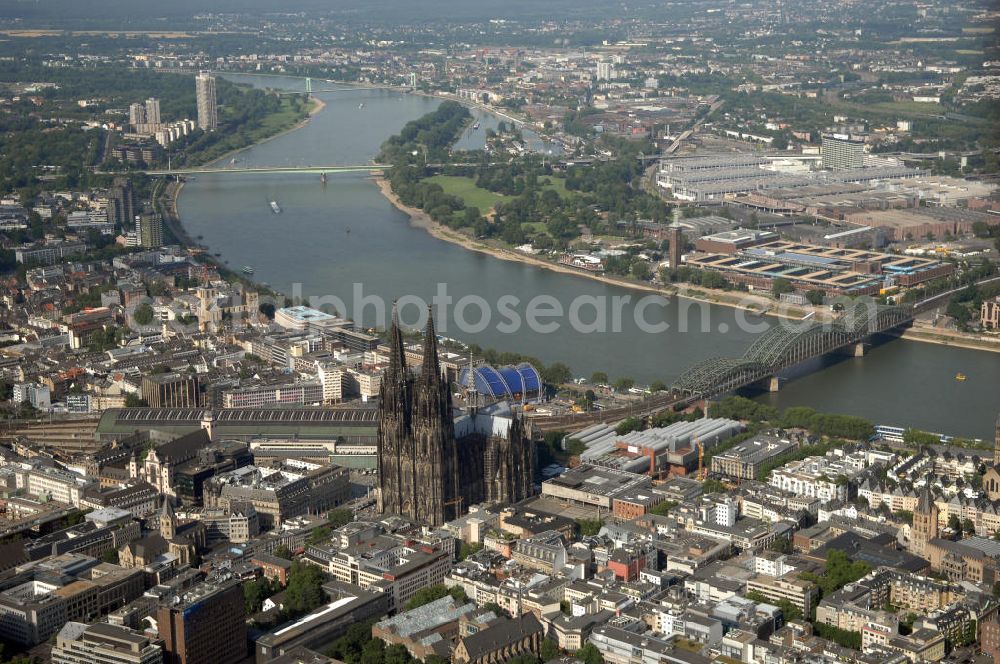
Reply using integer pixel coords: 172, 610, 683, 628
377, 309, 536, 527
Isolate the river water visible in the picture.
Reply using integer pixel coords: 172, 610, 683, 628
177, 74, 1000, 439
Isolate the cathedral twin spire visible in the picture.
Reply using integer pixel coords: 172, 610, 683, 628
386, 304, 409, 383
386, 303, 444, 386
420, 310, 441, 385
378, 303, 537, 526
378, 304, 456, 526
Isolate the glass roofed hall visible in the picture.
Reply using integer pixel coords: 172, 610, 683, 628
458, 363, 543, 403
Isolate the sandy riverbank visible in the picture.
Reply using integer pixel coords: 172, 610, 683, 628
901, 325, 1000, 354
374, 176, 1000, 351
374, 175, 818, 321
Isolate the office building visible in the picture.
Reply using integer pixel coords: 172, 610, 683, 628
141, 373, 200, 409
589, 625, 680, 664
0, 579, 68, 644
318, 364, 344, 404
822, 134, 866, 170
157, 578, 246, 664
255, 582, 390, 663
15, 241, 87, 266
745, 573, 817, 616
710, 435, 797, 481
205, 461, 349, 529
109, 178, 137, 229
317, 533, 453, 612
221, 381, 323, 408
16, 462, 93, 507
274, 305, 346, 332
542, 465, 651, 512
24, 507, 140, 561
53, 622, 163, 664
198, 504, 260, 544
138, 213, 163, 249
80, 483, 159, 518
195, 72, 218, 131
128, 103, 147, 128
12, 382, 51, 410
144, 98, 161, 126
0, 556, 144, 646
694, 229, 778, 254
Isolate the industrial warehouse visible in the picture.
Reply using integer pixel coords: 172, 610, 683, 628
686, 236, 955, 296
657, 153, 925, 203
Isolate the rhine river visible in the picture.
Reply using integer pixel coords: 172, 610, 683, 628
177, 74, 1000, 439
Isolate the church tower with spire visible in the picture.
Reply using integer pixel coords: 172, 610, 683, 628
377, 307, 461, 527
911, 482, 938, 558
377, 306, 537, 527
376, 304, 412, 519
993, 412, 1000, 466
409, 311, 460, 525
159, 496, 177, 540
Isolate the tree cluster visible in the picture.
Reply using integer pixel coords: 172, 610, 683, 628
380, 101, 472, 164
325, 622, 419, 664
404, 584, 468, 611
799, 550, 870, 600
812, 622, 862, 650
745, 590, 803, 622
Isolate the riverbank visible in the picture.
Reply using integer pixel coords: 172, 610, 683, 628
157, 167, 282, 296
168, 78, 994, 354
372, 179, 1000, 350
374, 175, 817, 321
901, 323, 1000, 354
196, 94, 325, 169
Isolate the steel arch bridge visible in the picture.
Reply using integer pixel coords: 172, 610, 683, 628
671, 303, 913, 397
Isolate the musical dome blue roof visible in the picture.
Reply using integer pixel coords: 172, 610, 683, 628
459, 363, 542, 400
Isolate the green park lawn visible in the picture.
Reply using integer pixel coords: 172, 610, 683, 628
870, 100, 946, 115
537, 175, 571, 198
251, 97, 311, 139
425, 175, 512, 213
425, 174, 572, 214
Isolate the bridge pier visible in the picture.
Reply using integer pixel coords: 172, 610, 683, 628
753, 376, 782, 392
835, 341, 869, 358
670, 305, 913, 400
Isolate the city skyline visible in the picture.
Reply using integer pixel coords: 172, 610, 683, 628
0, 2, 996, 664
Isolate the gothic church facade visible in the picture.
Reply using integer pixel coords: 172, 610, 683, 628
377, 311, 536, 526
